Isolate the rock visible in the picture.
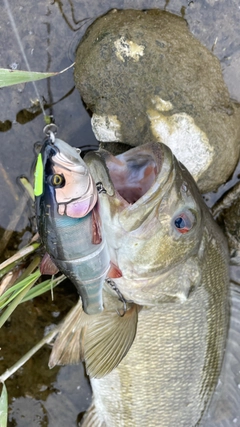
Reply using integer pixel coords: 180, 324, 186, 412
74, 9, 240, 193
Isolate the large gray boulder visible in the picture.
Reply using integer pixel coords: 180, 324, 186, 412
74, 9, 240, 192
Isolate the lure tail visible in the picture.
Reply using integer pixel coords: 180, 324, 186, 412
77, 275, 107, 315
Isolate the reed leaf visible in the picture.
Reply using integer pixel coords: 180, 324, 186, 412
0, 383, 8, 427
0, 271, 40, 327
0, 69, 57, 87
21, 274, 66, 302
0, 63, 75, 88
0, 241, 40, 279
0, 270, 40, 304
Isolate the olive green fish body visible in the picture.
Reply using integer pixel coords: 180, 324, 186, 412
82, 142, 229, 426
87, 238, 228, 426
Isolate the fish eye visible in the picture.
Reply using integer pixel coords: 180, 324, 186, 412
49, 174, 65, 188
173, 210, 196, 234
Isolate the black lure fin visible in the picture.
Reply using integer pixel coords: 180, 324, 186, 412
40, 252, 59, 275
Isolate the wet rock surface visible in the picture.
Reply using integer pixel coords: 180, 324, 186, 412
75, 9, 240, 193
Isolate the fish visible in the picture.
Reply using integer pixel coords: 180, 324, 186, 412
44, 140, 231, 426
76, 141, 229, 427
34, 136, 110, 315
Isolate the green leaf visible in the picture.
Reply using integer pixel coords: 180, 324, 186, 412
0, 241, 40, 279
0, 68, 57, 88
0, 270, 41, 310
21, 274, 65, 302
0, 383, 8, 427
0, 270, 41, 328
0, 63, 75, 88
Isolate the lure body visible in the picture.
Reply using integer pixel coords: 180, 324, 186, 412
35, 137, 110, 315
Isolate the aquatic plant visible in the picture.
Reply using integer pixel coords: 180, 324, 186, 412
0, 64, 74, 88
0, 179, 66, 426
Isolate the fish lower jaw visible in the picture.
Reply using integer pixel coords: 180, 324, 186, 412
110, 285, 189, 307
110, 274, 193, 306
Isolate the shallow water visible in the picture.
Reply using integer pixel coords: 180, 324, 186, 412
0, 0, 240, 425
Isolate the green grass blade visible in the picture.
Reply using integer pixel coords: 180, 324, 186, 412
0, 383, 8, 427
0, 68, 57, 87
0, 271, 41, 327
21, 274, 65, 302
0, 241, 40, 279
0, 63, 75, 88
0, 270, 41, 304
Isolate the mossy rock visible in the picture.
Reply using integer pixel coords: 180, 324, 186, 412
75, 9, 240, 192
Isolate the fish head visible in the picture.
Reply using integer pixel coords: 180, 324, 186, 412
34, 137, 98, 219
85, 142, 209, 303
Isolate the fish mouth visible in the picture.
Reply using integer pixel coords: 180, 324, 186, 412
102, 142, 174, 206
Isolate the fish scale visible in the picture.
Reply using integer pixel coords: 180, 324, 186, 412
87, 243, 228, 426
80, 247, 228, 427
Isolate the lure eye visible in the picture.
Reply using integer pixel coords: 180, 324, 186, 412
174, 210, 195, 234
50, 174, 65, 188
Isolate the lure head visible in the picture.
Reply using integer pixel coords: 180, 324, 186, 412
34, 138, 98, 218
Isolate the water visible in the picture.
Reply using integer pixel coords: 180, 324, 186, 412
3, 0, 46, 118
0, 0, 240, 425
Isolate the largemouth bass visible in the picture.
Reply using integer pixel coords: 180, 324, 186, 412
79, 142, 228, 426
47, 141, 229, 426
34, 136, 110, 315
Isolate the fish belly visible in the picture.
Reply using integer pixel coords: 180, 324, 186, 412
87, 243, 228, 427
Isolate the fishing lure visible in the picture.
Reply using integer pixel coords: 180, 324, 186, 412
34, 127, 110, 315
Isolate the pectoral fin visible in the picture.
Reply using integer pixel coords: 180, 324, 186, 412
84, 303, 139, 378
49, 298, 139, 378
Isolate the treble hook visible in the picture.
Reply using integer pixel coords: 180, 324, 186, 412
106, 278, 127, 317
